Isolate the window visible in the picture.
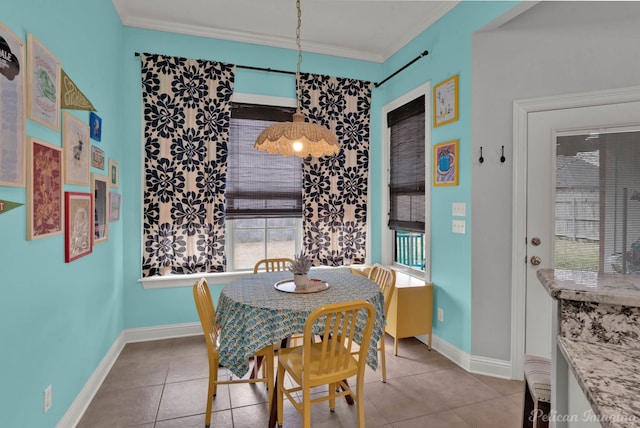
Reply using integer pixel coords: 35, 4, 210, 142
226, 103, 303, 270
387, 95, 426, 273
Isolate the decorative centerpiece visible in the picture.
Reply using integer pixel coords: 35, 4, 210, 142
287, 251, 312, 288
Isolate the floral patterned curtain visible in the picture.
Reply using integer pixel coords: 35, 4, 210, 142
299, 73, 372, 266
141, 53, 234, 277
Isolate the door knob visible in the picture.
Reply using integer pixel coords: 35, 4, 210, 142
530, 256, 541, 266
531, 237, 541, 246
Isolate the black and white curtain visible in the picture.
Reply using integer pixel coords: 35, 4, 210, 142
141, 53, 234, 277
299, 73, 372, 266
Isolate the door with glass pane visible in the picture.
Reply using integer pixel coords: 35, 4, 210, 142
525, 102, 640, 358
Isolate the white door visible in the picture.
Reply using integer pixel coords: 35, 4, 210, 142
525, 101, 640, 358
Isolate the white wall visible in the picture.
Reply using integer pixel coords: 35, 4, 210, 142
471, 1, 640, 361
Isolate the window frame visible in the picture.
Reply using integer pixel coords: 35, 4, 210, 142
381, 83, 432, 282
139, 93, 298, 289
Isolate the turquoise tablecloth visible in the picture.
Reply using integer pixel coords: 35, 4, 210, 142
215, 269, 386, 378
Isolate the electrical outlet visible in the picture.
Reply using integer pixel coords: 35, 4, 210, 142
452, 202, 466, 217
452, 219, 466, 234
437, 308, 444, 322
44, 385, 52, 413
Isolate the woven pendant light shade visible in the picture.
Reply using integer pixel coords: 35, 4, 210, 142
255, 113, 339, 158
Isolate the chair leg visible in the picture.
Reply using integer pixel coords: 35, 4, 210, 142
303, 387, 311, 428
522, 381, 534, 428
276, 362, 285, 426
379, 336, 387, 383
356, 372, 366, 428
206, 361, 218, 428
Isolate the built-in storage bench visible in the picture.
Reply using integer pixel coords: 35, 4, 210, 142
351, 266, 433, 354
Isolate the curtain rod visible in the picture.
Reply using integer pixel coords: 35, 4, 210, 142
373, 50, 429, 88
134, 52, 296, 76
134, 50, 429, 87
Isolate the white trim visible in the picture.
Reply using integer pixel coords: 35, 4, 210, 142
511, 85, 640, 379
429, 334, 471, 372
57, 333, 126, 428
122, 322, 202, 343
231, 92, 296, 107
380, 82, 432, 282
469, 355, 514, 380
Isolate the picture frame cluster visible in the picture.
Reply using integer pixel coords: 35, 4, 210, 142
0, 22, 121, 263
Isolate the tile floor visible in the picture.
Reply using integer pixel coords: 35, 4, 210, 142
78, 335, 525, 428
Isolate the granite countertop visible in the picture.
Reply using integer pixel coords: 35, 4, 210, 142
557, 337, 640, 428
537, 268, 640, 306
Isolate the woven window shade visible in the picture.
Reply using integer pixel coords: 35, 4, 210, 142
388, 95, 426, 232
226, 103, 302, 219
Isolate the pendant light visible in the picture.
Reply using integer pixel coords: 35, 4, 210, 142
254, 0, 339, 158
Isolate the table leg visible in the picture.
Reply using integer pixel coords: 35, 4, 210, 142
269, 338, 289, 428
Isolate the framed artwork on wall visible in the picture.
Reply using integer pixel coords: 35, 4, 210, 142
26, 33, 61, 131
433, 140, 459, 187
108, 159, 118, 188
89, 111, 102, 141
91, 173, 109, 244
62, 112, 90, 185
27, 137, 63, 240
109, 192, 120, 222
0, 23, 27, 187
64, 191, 93, 262
91, 145, 104, 169
433, 74, 459, 128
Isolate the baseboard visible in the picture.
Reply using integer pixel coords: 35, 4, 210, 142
58, 322, 202, 427
416, 334, 513, 379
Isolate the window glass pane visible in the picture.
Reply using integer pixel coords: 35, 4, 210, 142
267, 228, 296, 259
233, 226, 266, 270
555, 130, 640, 274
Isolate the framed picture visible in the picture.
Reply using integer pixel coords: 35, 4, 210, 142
109, 192, 121, 222
433, 75, 459, 128
108, 159, 118, 188
62, 112, 90, 185
0, 23, 26, 187
26, 33, 61, 131
89, 111, 102, 141
27, 137, 63, 240
91, 173, 109, 244
91, 145, 104, 169
64, 192, 93, 262
433, 140, 459, 187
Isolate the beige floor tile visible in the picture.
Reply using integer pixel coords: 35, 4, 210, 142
79, 335, 526, 427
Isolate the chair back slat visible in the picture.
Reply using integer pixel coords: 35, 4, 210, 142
368, 265, 396, 316
303, 301, 375, 379
193, 278, 219, 352
253, 258, 295, 274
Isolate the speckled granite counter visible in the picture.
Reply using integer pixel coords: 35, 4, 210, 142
538, 269, 640, 427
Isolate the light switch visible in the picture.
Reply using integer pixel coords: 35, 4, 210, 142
452, 202, 466, 217
452, 219, 466, 234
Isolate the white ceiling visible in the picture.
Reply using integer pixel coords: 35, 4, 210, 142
112, 0, 459, 63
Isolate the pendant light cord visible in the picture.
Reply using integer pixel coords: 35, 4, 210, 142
296, 0, 302, 113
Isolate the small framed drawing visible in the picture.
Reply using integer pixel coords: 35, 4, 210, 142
433, 140, 459, 187
64, 192, 93, 262
62, 112, 90, 185
89, 112, 102, 141
109, 192, 121, 222
433, 75, 458, 128
27, 137, 63, 240
108, 159, 118, 188
91, 173, 109, 244
27, 33, 61, 131
91, 145, 105, 169
0, 23, 27, 187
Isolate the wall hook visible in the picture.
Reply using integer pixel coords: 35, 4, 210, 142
500, 145, 506, 163
479, 146, 484, 164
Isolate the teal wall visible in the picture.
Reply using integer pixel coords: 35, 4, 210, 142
376, 1, 517, 352
0, 1, 124, 427
0, 1, 518, 426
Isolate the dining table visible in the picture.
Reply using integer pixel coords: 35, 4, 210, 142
215, 267, 386, 427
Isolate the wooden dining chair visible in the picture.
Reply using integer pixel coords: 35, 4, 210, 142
193, 278, 274, 427
252, 257, 294, 274
367, 264, 396, 382
276, 300, 376, 428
